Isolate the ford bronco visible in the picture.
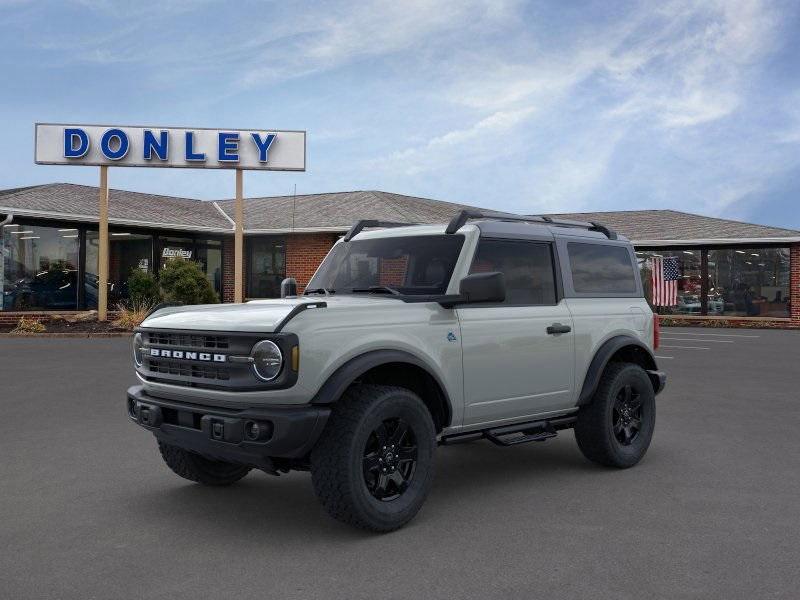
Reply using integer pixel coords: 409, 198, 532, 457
127, 210, 666, 531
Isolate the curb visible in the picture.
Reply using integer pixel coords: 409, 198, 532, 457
0, 332, 134, 338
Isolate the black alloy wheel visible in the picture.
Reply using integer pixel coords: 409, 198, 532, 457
574, 362, 656, 468
311, 384, 436, 532
362, 418, 418, 501
612, 384, 643, 446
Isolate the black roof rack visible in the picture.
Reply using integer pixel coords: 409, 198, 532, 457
343, 220, 415, 242
444, 210, 618, 240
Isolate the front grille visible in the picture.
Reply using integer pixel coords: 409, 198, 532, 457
147, 358, 230, 382
146, 332, 230, 350
136, 327, 298, 391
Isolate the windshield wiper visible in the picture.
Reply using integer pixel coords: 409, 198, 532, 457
304, 287, 335, 295
351, 285, 401, 296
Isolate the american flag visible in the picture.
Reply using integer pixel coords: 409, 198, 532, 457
651, 256, 679, 306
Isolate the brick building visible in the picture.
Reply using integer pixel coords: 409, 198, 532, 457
1, 183, 799, 328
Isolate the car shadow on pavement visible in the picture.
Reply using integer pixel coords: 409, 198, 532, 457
126, 435, 601, 540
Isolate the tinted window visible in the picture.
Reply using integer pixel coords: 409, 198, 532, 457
469, 239, 556, 305
568, 242, 637, 294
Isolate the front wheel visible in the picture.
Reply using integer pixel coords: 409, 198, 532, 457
310, 384, 437, 532
574, 362, 656, 468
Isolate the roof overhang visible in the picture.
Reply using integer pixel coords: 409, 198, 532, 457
632, 237, 800, 246
0, 206, 231, 234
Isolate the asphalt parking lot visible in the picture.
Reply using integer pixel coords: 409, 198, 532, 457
1, 327, 799, 599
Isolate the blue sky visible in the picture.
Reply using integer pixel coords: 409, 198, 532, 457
1, 0, 799, 228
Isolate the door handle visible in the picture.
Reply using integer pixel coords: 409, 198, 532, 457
546, 323, 571, 335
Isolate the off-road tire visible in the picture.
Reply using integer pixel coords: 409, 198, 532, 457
574, 362, 656, 468
157, 441, 251, 486
310, 384, 436, 532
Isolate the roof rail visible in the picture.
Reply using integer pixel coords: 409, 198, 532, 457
444, 210, 618, 240
343, 220, 415, 242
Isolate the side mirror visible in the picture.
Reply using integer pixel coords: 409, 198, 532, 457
281, 277, 298, 298
457, 271, 505, 304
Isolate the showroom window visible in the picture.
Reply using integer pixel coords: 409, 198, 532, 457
157, 236, 223, 301
247, 236, 285, 298
85, 230, 154, 308
638, 247, 790, 318
637, 249, 703, 315
707, 248, 790, 318
1, 223, 80, 310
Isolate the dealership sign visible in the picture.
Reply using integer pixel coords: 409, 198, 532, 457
34, 123, 306, 171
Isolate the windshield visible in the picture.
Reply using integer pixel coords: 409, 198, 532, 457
307, 234, 465, 296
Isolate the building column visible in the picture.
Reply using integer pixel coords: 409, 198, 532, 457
791, 244, 800, 325
222, 237, 236, 303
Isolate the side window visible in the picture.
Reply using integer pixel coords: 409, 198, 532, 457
567, 242, 637, 294
469, 239, 556, 305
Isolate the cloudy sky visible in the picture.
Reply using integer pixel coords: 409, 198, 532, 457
1, 0, 799, 228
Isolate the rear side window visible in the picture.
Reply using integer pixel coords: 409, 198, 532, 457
469, 239, 556, 305
567, 242, 637, 294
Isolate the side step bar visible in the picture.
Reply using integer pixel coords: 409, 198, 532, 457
440, 415, 577, 448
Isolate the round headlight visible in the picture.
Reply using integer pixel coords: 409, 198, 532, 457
251, 340, 283, 381
133, 333, 144, 367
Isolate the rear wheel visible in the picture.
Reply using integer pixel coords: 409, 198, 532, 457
574, 362, 655, 468
311, 384, 436, 532
157, 442, 251, 486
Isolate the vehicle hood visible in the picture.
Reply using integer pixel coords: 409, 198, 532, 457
140, 295, 401, 333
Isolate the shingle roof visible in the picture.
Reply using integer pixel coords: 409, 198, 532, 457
1, 183, 797, 243
214, 190, 506, 231
0, 183, 230, 232
547, 209, 800, 243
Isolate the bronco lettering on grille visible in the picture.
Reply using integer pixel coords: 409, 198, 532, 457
149, 348, 226, 362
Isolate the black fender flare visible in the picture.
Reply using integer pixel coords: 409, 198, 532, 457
577, 335, 659, 406
311, 349, 453, 427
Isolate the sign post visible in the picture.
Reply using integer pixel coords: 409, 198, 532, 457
34, 123, 306, 319
98, 166, 109, 320
235, 169, 244, 303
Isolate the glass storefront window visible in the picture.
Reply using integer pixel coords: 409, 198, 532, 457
247, 237, 285, 298
637, 249, 702, 314
196, 240, 223, 298
707, 248, 790, 318
1, 223, 80, 310
85, 230, 154, 308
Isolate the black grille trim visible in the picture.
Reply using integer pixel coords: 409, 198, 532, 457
135, 327, 299, 391
146, 332, 230, 350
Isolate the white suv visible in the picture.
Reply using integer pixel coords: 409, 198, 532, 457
127, 211, 666, 532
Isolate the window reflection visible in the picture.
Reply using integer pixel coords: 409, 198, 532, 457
707, 248, 789, 318
85, 230, 154, 308
637, 250, 702, 314
1, 224, 80, 310
638, 247, 790, 318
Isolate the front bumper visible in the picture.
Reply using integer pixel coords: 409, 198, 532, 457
127, 385, 330, 469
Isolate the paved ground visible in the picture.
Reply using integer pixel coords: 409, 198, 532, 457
1, 327, 799, 599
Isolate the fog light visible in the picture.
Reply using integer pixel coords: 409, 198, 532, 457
244, 420, 273, 442
245, 421, 260, 441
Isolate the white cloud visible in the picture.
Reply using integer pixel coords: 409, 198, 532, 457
379, 106, 535, 175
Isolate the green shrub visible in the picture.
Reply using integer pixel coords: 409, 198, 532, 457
159, 259, 219, 305
127, 269, 162, 305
